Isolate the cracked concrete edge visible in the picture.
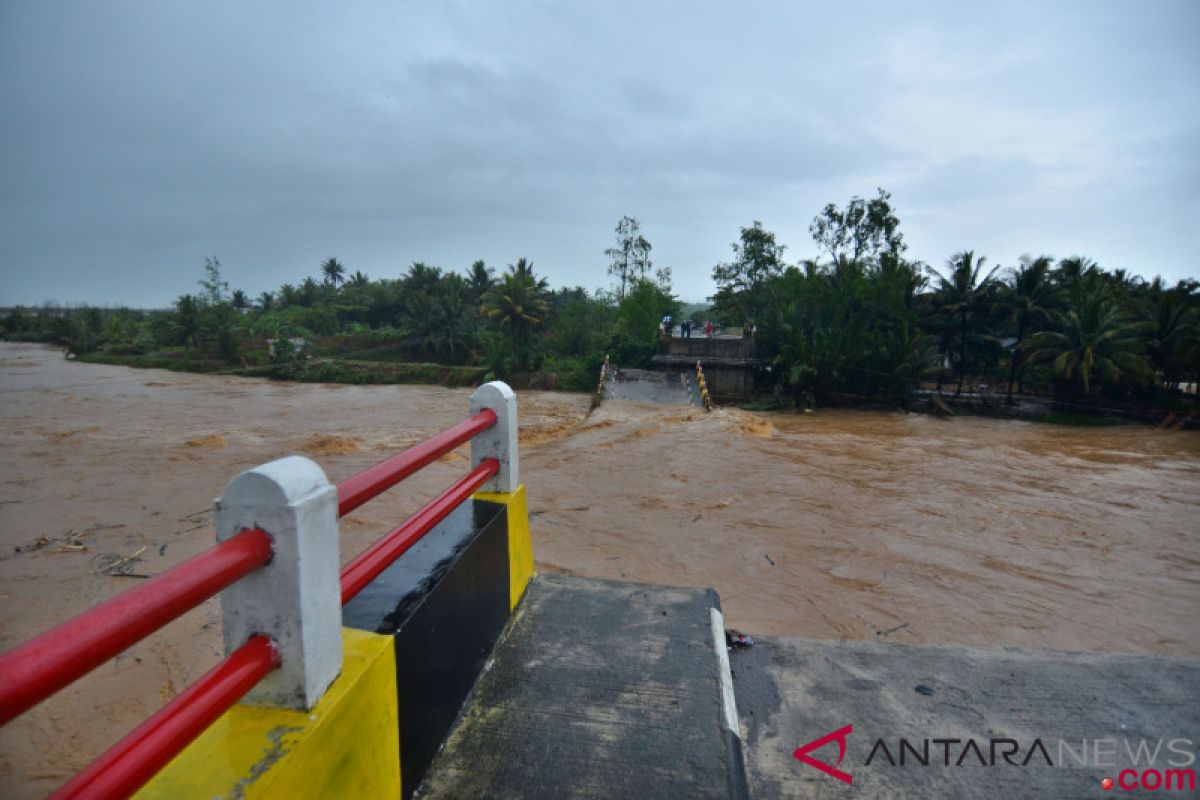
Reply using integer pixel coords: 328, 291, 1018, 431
711, 606, 752, 800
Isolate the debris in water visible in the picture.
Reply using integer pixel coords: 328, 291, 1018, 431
726, 629, 754, 649
876, 621, 910, 637
764, 554, 775, 566
13, 535, 53, 555
8, 523, 124, 559
93, 545, 149, 577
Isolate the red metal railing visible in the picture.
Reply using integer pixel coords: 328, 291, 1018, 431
1, 405, 501, 800
0, 528, 273, 726
51, 635, 280, 800
341, 458, 499, 604
337, 408, 497, 516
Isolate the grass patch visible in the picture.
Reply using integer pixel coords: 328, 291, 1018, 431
75, 350, 224, 373
274, 358, 488, 387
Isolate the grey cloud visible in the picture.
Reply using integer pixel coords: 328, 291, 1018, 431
1, 0, 1198, 308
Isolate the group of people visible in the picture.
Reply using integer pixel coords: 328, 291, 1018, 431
660, 315, 756, 339
661, 316, 717, 339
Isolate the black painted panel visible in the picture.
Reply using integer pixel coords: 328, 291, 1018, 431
342, 498, 510, 800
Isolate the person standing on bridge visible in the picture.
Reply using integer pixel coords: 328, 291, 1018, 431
705, 319, 713, 338
662, 314, 673, 338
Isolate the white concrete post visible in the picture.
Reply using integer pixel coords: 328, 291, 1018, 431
214, 455, 342, 710
470, 380, 518, 493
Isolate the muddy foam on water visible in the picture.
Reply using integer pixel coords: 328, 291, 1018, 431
0, 341, 1198, 796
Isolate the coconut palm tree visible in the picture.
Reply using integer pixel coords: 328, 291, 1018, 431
483, 258, 550, 370
1177, 312, 1200, 404
928, 251, 1001, 395
1026, 285, 1153, 398
1001, 255, 1060, 404
256, 291, 275, 312
467, 260, 495, 305
427, 273, 473, 361
298, 277, 320, 306
1140, 278, 1198, 391
321, 257, 346, 287
278, 284, 298, 309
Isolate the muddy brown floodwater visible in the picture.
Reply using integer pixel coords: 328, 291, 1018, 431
1, 341, 1198, 795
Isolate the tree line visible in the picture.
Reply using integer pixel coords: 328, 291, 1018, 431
711, 190, 1198, 409
3, 193, 1197, 407
0, 220, 677, 392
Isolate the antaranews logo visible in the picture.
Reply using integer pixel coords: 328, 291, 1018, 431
793, 725, 1197, 792
794, 724, 854, 784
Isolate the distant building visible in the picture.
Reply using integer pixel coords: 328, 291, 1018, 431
266, 337, 308, 358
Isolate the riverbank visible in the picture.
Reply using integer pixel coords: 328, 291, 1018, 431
28, 336, 1195, 428
73, 350, 489, 387
741, 389, 1199, 429
1, 341, 1198, 795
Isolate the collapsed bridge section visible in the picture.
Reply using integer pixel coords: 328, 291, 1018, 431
652, 336, 762, 401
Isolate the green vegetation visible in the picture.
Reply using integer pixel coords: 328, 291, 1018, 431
1, 222, 681, 392
710, 191, 1199, 412
3, 197, 1196, 414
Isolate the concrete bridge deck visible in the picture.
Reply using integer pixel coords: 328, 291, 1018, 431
732, 636, 1200, 798
417, 573, 1199, 798
603, 367, 700, 406
418, 575, 749, 798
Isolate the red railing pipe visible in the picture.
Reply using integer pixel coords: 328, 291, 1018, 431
341, 458, 499, 604
337, 408, 497, 517
51, 634, 281, 800
0, 528, 274, 726
8, 404, 502, 795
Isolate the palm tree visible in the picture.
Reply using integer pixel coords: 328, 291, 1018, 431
1177, 312, 1200, 404
298, 277, 320, 306
321, 257, 346, 287
396, 263, 445, 340
347, 270, 370, 288
928, 251, 1000, 395
230, 289, 249, 312
402, 262, 443, 293
278, 284, 298, 308
173, 295, 200, 347
1056, 256, 1101, 310
1026, 286, 1153, 398
1001, 255, 1060, 404
427, 273, 473, 361
467, 260, 494, 305
483, 258, 550, 370
1140, 278, 1197, 391
256, 291, 275, 312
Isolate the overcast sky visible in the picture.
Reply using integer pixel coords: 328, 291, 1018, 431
2, 1, 1197, 308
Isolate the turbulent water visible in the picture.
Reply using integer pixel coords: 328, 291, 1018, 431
1, 341, 1198, 795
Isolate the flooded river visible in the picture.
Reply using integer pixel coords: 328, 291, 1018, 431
1, 341, 1198, 794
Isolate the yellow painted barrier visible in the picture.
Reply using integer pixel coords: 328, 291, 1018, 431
473, 483, 535, 610
696, 360, 713, 412
136, 628, 401, 800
